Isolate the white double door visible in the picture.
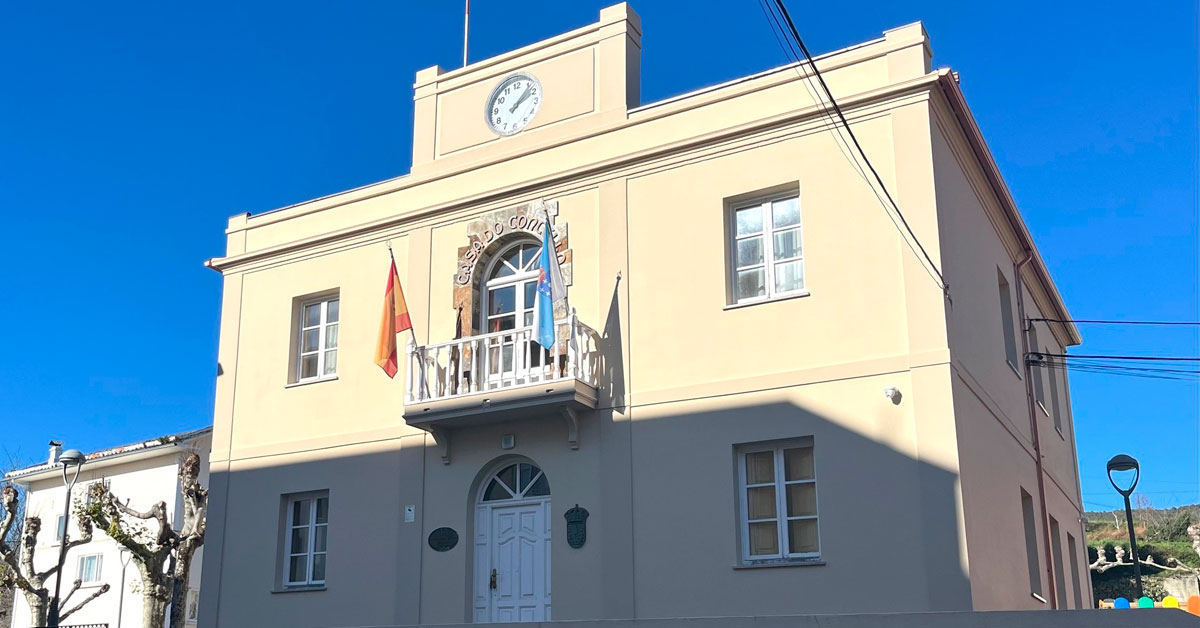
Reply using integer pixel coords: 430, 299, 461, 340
474, 500, 551, 623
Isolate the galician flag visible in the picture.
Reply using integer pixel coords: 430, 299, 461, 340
532, 214, 566, 350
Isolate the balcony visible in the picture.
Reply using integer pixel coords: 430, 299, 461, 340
403, 309, 601, 462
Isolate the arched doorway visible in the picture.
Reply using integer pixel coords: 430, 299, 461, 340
472, 461, 552, 623
479, 239, 551, 385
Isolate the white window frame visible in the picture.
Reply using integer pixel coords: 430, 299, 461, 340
296, 296, 339, 383
729, 194, 807, 305
998, 270, 1020, 375
186, 589, 200, 623
1030, 325, 1048, 414
55, 514, 66, 542
77, 553, 103, 584
283, 492, 329, 587
736, 439, 820, 563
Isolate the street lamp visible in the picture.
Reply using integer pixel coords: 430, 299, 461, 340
48, 448, 85, 628
1107, 453, 1143, 599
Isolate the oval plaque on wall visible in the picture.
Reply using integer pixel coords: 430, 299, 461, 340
428, 527, 459, 552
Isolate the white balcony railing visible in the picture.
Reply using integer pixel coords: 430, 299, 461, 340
406, 308, 600, 404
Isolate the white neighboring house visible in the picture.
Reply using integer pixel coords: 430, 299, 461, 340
5, 427, 211, 628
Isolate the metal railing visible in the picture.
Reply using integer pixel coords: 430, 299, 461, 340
406, 308, 599, 403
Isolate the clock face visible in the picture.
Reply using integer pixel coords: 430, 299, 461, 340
485, 73, 542, 136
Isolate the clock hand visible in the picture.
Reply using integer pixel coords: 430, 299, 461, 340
509, 86, 533, 114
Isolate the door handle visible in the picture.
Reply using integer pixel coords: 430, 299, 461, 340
490, 568, 497, 590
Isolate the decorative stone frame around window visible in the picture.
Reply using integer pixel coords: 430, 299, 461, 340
451, 200, 573, 337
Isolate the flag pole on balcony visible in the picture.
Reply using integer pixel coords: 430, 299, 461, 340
532, 209, 566, 352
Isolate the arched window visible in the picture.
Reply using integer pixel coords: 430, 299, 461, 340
479, 462, 551, 503
482, 240, 542, 333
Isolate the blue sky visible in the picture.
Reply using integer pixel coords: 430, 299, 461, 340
1, 1, 1195, 508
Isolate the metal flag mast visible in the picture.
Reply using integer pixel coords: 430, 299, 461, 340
463, 0, 470, 67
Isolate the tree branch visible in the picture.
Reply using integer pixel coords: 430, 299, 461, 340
0, 486, 17, 556
59, 578, 82, 608
57, 583, 109, 621
37, 518, 94, 581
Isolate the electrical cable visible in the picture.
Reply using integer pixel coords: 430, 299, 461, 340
1029, 318, 1200, 326
752, 0, 948, 292
767, 0, 948, 293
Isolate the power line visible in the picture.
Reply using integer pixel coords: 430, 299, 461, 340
1030, 318, 1200, 326
1036, 353, 1200, 362
754, 0, 949, 293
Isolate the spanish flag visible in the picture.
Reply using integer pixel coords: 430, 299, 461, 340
375, 256, 412, 378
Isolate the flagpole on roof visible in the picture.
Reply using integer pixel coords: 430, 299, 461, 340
463, 0, 470, 67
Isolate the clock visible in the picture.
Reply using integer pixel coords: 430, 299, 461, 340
485, 72, 543, 136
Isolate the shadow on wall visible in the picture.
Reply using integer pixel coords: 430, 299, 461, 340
198, 400, 972, 627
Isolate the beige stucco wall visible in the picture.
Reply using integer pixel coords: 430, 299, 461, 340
199, 5, 1082, 627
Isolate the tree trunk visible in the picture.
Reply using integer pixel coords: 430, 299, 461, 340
143, 590, 171, 628
21, 588, 47, 627
169, 565, 191, 628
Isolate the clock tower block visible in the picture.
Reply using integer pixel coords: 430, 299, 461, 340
410, 3, 641, 175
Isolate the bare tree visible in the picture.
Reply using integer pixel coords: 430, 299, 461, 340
0, 485, 110, 626
79, 453, 206, 628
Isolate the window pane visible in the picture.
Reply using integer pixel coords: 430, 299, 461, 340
735, 206, 763, 236
483, 478, 511, 501
773, 228, 802, 260
489, 315, 515, 333
518, 464, 534, 492
745, 451, 775, 484
304, 304, 321, 327
323, 350, 337, 375
748, 522, 779, 556
786, 483, 817, 517
784, 447, 814, 481
787, 519, 819, 554
290, 527, 309, 554
312, 554, 326, 582
746, 486, 777, 519
524, 281, 536, 311
501, 246, 522, 273
302, 329, 319, 352
496, 465, 517, 492
288, 555, 308, 583
314, 526, 327, 552
315, 497, 329, 524
773, 260, 804, 294
520, 243, 540, 269
325, 324, 338, 349
293, 499, 311, 526
489, 286, 516, 315
772, 197, 801, 228
326, 299, 339, 323
736, 268, 766, 301
525, 473, 550, 497
736, 236, 764, 267
300, 355, 318, 379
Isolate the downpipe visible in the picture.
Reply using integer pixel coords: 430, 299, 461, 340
1014, 251, 1058, 609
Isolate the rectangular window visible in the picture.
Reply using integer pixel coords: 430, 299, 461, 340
284, 492, 329, 587
77, 553, 103, 584
1021, 488, 1042, 597
736, 438, 819, 562
1030, 326, 1047, 411
730, 195, 805, 304
1067, 533, 1083, 609
998, 270, 1019, 371
186, 589, 200, 622
1048, 350, 1063, 432
55, 515, 66, 542
1050, 516, 1067, 607
296, 297, 339, 382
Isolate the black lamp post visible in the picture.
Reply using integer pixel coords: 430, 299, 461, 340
48, 448, 85, 628
1106, 453, 1143, 599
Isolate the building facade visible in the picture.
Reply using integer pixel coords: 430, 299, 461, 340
6, 428, 211, 628
198, 5, 1090, 627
